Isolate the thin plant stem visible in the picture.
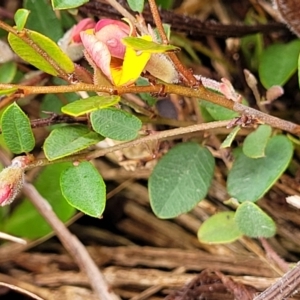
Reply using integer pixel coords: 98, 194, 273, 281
1, 82, 300, 134
254, 261, 300, 300
147, 0, 169, 44
27, 120, 233, 169
259, 238, 290, 273
23, 183, 120, 300
147, 0, 198, 85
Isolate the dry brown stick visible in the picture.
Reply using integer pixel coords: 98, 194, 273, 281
81, 0, 287, 38
22, 182, 119, 300
0, 273, 48, 300
129, 267, 186, 300
0, 282, 44, 300
259, 237, 290, 273
253, 261, 300, 300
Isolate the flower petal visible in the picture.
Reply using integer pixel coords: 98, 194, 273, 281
72, 18, 96, 43
80, 31, 113, 82
95, 24, 129, 59
112, 36, 152, 86
95, 19, 129, 34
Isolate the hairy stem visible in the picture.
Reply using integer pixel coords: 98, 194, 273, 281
1, 82, 300, 134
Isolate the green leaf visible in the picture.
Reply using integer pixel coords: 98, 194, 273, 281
90, 108, 142, 141
14, 9, 30, 31
243, 125, 272, 158
0, 61, 17, 83
0, 87, 18, 96
200, 100, 239, 121
3, 163, 76, 239
60, 161, 106, 217
234, 202, 276, 238
1, 103, 35, 154
227, 135, 293, 202
122, 37, 179, 53
41, 92, 79, 118
43, 125, 103, 161
62, 95, 120, 117
24, 0, 63, 42
220, 126, 241, 148
60, 10, 77, 29
127, 0, 144, 12
198, 211, 243, 244
136, 77, 157, 106
51, 0, 89, 10
149, 142, 215, 218
8, 29, 74, 76
259, 40, 300, 89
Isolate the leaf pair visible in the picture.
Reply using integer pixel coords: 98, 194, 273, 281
197, 202, 276, 244
44, 105, 142, 161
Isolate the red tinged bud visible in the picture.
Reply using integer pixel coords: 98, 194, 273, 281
0, 155, 33, 206
0, 165, 24, 206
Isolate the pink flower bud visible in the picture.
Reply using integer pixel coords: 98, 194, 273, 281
0, 155, 33, 206
0, 165, 24, 206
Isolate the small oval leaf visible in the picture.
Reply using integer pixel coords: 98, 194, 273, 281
198, 211, 243, 244
60, 161, 106, 217
127, 0, 145, 12
1, 103, 35, 154
227, 135, 293, 202
62, 95, 120, 117
14, 9, 30, 31
243, 125, 272, 158
90, 108, 142, 141
259, 40, 300, 88
43, 125, 103, 161
8, 29, 74, 76
149, 142, 215, 219
234, 202, 276, 238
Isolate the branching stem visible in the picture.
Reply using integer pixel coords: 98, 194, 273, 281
1, 82, 299, 135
